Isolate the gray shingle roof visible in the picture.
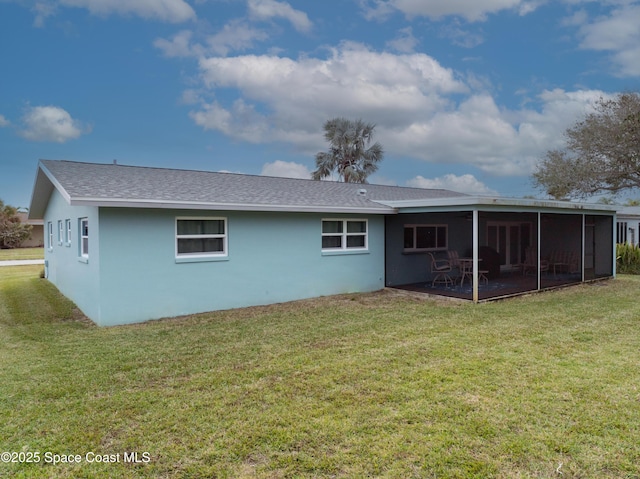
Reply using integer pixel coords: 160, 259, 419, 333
36, 160, 467, 214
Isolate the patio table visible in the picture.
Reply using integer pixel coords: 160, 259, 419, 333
459, 258, 489, 286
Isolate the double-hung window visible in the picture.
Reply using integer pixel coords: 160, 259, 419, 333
403, 224, 447, 252
58, 220, 64, 245
176, 218, 227, 257
80, 218, 89, 258
65, 219, 72, 246
322, 219, 368, 252
47, 222, 53, 250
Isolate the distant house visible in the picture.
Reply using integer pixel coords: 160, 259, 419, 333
17, 212, 44, 248
29, 160, 616, 326
616, 207, 640, 246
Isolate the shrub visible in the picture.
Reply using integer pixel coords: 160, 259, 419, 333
0, 200, 32, 249
617, 243, 640, 274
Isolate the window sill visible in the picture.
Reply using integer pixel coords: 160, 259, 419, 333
175, 255, 229, 264
78, 257, 89, 264
322, 249, 369, 256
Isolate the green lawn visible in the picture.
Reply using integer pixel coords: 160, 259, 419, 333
0, 247, 44, 261
1, 266, 640, 478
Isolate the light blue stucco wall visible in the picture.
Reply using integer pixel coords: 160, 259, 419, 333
43, 189, 101, 322
95, 208, 385, 325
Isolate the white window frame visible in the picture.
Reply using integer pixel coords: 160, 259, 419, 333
65, 219, 72, 246
47, 222, 54, 250
403, 224, 448, 252
79, 218, 89, 258
617, 221, 628, 244
175, 217, 227, 258
321, 219, 368, 252
58, 220, 64, 245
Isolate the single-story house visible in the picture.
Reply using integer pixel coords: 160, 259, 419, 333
29, 160, 617, 326
17, 212, 44, 248
616, 207, 640, 246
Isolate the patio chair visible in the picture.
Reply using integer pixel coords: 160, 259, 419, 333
520, 246, 549, 276
428, 252, 453, 287
447, 250, 462, 279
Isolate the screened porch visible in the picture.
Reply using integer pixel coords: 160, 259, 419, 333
384, 206, 614, 302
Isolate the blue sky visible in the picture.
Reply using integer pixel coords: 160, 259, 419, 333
1, 0, 639, 208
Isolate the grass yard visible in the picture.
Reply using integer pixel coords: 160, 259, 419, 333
0, 247, 44, 261
1, 266, 640, 478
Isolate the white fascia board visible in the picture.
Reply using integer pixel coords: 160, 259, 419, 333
69, 197, 395, 215
28, 162, 71, 219
38, 161, 72, 204
375, 196, 618, 213
617, 206, 640, 216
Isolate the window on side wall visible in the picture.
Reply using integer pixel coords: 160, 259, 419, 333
47, 222, 54, 250
403, 224, 447, 252
58, 220, 64, 245
321, 219, 368, 252
80, 218, 89, 258
65, 219, 72, 246
176, 218, 227, 257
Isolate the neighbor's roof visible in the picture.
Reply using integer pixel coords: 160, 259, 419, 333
617, 206, 640, 217
28, 160, 466, 218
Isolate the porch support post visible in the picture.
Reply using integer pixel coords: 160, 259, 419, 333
613, 213, 617, 278
473, 208, 479, 303
581, 214, 585, 282
537, 212, 541, 291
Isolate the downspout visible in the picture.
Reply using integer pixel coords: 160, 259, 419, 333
473, 208, 479, 303
613, 212, 617, 278
581, 214, 585, 282
537, 212, 541, 291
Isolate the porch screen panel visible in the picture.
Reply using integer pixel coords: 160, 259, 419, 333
520, 223, 531, 263
437, 226, 446, 248
509, 225, 520, 265
498, 226, 507, 264
403, 228, 413, 249
416, 226, 436, 249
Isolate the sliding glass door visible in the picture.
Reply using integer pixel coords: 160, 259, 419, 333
487, 222, 531, 270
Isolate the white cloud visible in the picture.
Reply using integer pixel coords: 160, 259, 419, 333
386, 27, 419, 52
362, 0, 532, 22
194, 42, 467, 143
247, 0, 312, 33
0, 114, 10, 127
576, 4, 640, 77
261, 160, 311, 179
36, 0, 195, 24
206, 20, 269, 56
19, 106, 89, 143
154, 30, 201, 58
187, 41, 612, 178
32, 2, 58, 27
407, 174, 499, 195
439, 21, 485, 48
155, 22, 269, 59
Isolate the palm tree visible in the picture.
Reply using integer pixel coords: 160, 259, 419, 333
312, 118, 384, 183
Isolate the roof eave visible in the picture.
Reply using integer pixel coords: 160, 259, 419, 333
375, 196, 618, 213
69, 198, 395, 215
28, 161, 72, 219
